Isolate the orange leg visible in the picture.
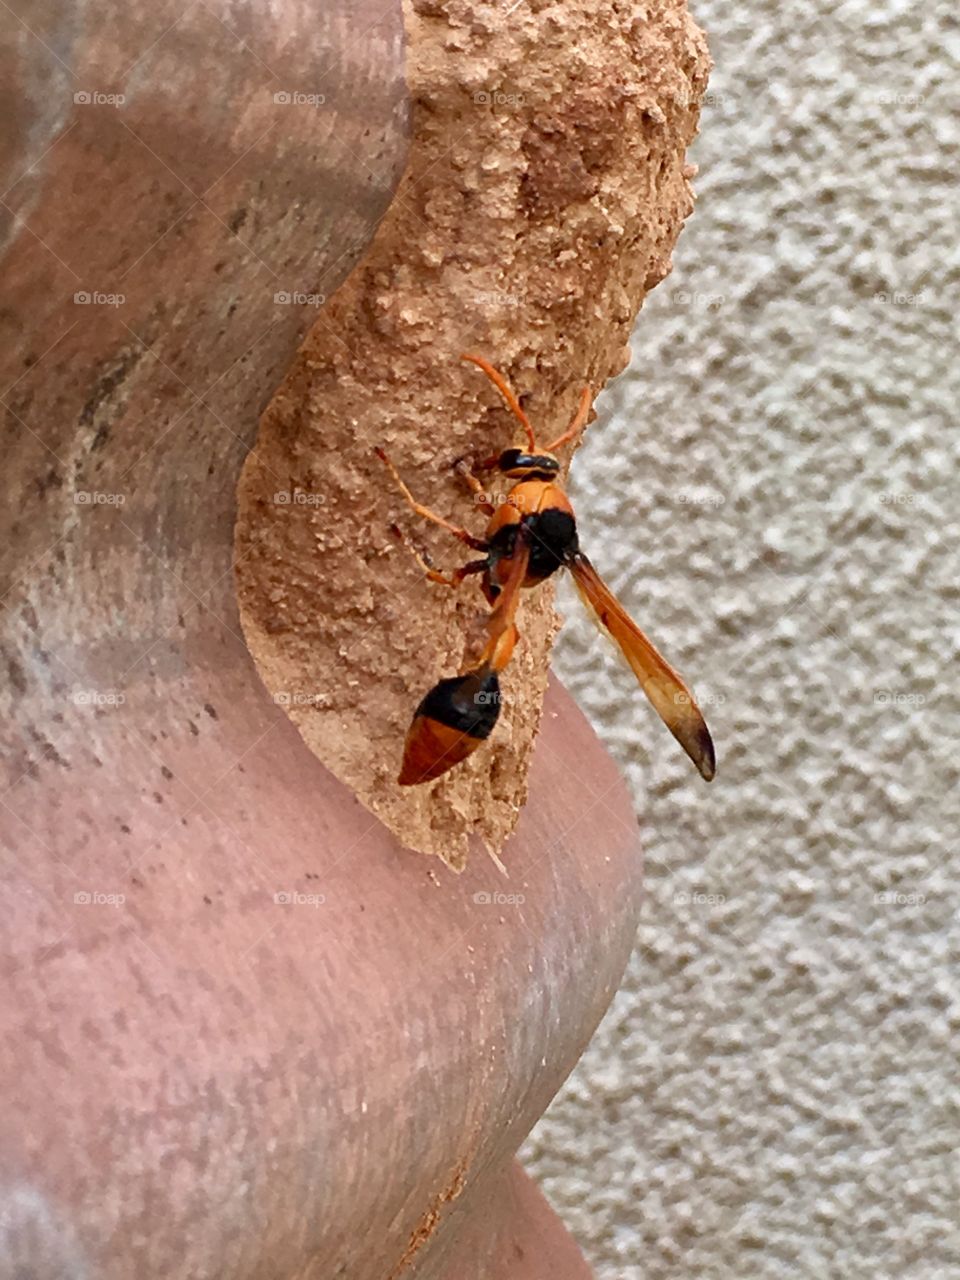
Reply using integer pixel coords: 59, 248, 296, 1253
375, 448, 488, 551
453, 459, 496, 515
388, 524, 487, 587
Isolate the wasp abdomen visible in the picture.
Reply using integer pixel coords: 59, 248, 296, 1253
416, 670, 501, 737
398, 670, 502, 785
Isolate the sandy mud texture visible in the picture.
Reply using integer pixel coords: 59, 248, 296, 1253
236, 0, 710, 866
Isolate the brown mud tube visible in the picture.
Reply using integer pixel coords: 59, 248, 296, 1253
236, 0, 711, 866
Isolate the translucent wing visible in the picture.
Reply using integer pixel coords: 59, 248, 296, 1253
567, 552, 716, 781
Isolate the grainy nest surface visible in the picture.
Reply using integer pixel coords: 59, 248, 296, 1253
235, 0, 709, 866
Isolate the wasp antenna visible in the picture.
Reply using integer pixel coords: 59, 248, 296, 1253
461, 353, 538, 453
545, 385, 593, 453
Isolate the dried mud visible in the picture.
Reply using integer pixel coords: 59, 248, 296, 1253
235, 0, 710, 867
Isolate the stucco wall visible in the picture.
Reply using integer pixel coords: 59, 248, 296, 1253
523, 1, 959, 1275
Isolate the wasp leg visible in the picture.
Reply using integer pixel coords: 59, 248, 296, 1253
544, 385, 592, 453
453, 459, 496, 515
389, 525, 488, 587
375, 448, 488, 551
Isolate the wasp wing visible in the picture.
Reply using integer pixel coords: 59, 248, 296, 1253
567, 552, 716, 781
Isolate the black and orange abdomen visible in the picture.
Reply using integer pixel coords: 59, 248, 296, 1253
398, 669, 502, 786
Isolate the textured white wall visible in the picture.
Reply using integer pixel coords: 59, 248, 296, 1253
522, 1, 959, 1276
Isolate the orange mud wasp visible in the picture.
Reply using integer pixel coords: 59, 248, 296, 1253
376, 354, 716, 787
